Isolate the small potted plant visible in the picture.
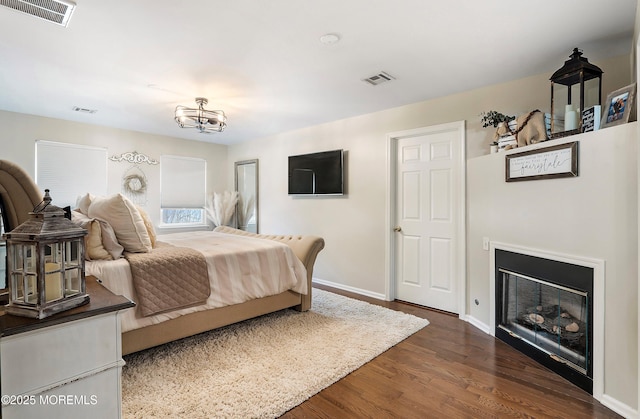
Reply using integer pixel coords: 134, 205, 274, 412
481, 111, 516, 153
480, 110, 515, 128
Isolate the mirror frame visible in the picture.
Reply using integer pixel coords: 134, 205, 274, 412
0, 197, 7, 303
234, 159, 259, 233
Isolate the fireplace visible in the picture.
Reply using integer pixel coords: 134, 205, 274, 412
494, 249, 594, 394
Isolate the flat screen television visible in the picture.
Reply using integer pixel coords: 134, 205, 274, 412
288, 149, 344, 195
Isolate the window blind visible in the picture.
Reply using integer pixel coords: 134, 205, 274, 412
35, 140, 107, 208
160, 155, 206, 208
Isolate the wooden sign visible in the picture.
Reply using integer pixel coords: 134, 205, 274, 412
505, 142, 578, 182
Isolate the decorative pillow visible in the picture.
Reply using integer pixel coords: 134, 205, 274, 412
71, 211, 112, 260
94, 218, 125, 259
75, 193, 94, 215
87, 194, 152, 253
136, 205, 157, 248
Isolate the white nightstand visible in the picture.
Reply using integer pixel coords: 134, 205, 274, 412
1, 277, 134, 419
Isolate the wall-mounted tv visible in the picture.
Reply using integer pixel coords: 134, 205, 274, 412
288, 149, 344, 195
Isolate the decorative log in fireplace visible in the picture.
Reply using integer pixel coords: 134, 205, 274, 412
520, 304, 586, 347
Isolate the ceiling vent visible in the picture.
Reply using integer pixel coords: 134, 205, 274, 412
362, 71, 395, 86
72, 106, 97, 114
0, 0, 76, 27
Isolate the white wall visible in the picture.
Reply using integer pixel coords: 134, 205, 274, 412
228, 54, 631, 297
0, 111, 228, 230
467, 124, 638, 414
637, 3, 640, 416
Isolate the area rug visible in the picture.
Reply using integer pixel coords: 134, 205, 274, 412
121, 289, 429, 418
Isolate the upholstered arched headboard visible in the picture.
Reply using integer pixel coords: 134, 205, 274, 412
0, 160, 43, 232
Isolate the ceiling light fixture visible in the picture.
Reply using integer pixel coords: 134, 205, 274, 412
174, 97, 227, 133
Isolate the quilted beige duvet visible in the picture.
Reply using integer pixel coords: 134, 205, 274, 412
125, 244, 211, 317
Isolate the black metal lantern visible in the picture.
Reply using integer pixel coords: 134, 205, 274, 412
550, 48, 603, 138
2, 190, 89, 318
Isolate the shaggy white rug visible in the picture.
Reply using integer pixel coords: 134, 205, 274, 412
121, 289, 429, 418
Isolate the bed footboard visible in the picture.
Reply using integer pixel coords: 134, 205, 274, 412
213, 226, 325, 311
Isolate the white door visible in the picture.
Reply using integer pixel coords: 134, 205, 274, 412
391, 122, 465, 314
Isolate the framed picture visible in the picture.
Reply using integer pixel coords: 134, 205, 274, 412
505, 141, 578, 182
601, 83, 636, 129
581, 105, 601, 132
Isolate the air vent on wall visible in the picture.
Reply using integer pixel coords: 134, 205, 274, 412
362, 71, 395, 86
0, 0, 76, 27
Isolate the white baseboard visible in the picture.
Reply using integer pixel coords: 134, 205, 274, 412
312, 278, 387, 301
599, 394, 637, 419
464, 315, 492, 335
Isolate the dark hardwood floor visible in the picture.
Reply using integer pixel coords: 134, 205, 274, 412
281, 284, 622, 419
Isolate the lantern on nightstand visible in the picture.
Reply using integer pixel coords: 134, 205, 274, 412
550, 48, 603, 138
2, 190, 89, 318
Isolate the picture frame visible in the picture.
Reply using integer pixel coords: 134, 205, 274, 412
581, 105, 601, 132
600, 83, 636, 129
505, 141, 578, 182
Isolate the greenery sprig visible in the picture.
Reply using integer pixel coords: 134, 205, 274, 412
480, 110, 515, 128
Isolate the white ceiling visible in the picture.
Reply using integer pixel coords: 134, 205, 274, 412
0, 0, 636, 145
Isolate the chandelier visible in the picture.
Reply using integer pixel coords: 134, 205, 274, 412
174, 97, 227, 133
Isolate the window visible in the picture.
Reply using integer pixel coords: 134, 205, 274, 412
35, 140, 107, 207
160, 155, 207, 226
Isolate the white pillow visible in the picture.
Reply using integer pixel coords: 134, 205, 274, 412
87, 194, 152, 253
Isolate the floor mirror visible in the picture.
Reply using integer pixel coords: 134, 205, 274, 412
235, 159, 258, 233
0, 200, 7, 302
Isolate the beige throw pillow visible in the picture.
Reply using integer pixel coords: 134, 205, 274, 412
71, 211, 113, 260
87, 194, 152, 253
136, 205, 157, 248
75, 192, 93, 215
94, 218, 125, 259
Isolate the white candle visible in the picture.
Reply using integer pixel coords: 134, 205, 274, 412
564, 104, 578, 130
45, 262, 63, 302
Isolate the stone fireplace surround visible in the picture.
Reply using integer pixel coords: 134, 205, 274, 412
489, 242, 605, 398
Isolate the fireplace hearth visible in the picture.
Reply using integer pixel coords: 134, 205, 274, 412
494, 249, 593, 394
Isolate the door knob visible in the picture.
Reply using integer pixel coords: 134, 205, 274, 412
393, 226, 402, 232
